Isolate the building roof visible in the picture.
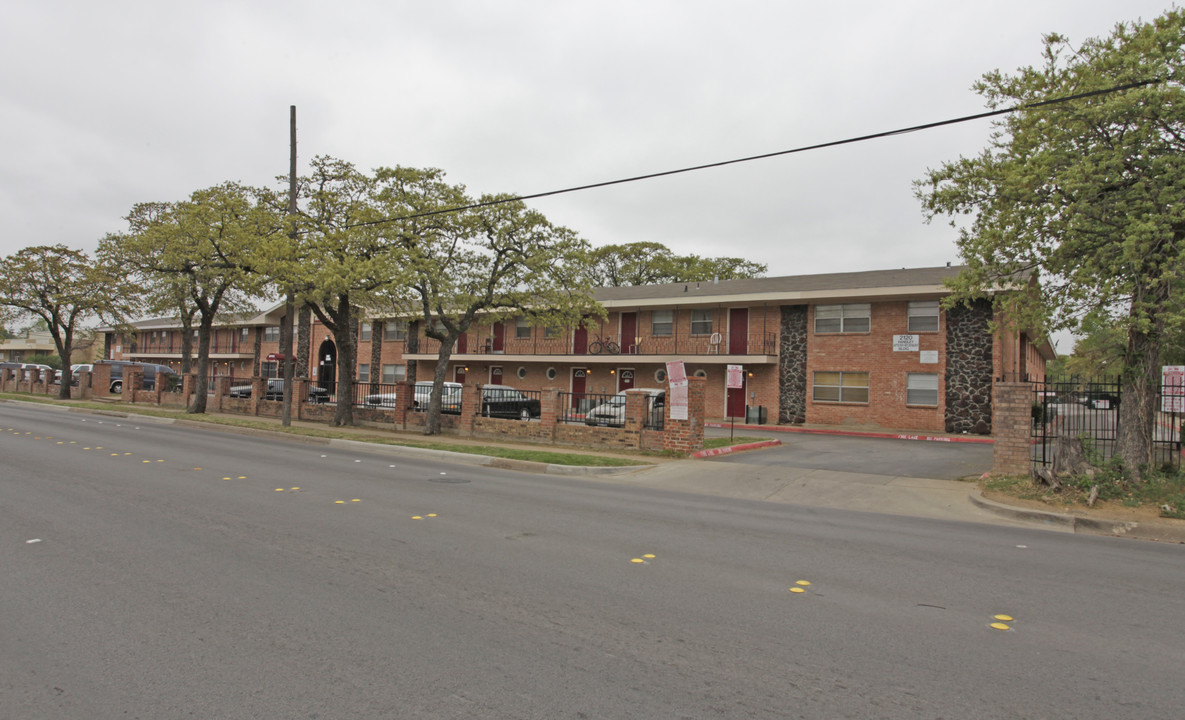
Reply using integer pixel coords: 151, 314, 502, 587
593, 265, 966, 308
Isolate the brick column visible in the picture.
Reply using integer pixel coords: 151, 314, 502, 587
623, 390, 648, 449
391, 380, 414, 429
294, 378, 309, 420
663, 375, 706, 453
153, 370, 169, 405
540, 388, 562, 442
123, 366, 143, 402
92, 363, 112, 396
991, 381, 1032, 476
212, 376, 229, 412
78, 370, 93, 400
182, 373, 196, 405
459, 383, 481, 436
1, 367, 13, 391
250, 376, 265, 415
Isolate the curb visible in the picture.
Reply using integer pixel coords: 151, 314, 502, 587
691, 439, 782, 458
968, 489, 1145, 537
705, 422, 993, 444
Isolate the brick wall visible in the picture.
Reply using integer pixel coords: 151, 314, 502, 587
991, 382, 1031, 476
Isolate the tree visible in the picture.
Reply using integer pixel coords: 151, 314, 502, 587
100, 183, 280, 413
587, 241, 766, 287
0, 245, 134, 399
372, 168, 602, 435
275, 156, 406, 427
915, 10, 1185, 478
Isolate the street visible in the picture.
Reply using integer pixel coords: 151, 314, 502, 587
3, 401, 1184, 719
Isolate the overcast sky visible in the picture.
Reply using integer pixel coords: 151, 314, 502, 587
1, 1, 1174, 336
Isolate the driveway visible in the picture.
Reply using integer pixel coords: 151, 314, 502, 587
706, 429, 992, 480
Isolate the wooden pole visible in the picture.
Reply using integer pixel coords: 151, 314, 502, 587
281, 105, 298, 426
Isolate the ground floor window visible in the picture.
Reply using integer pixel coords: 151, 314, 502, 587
906, 373, 939, 406
358, 363, 370, 383
812, 371, 869, 403
260, 361, 279, 378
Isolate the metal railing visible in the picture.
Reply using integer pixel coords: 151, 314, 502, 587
1030, 377, 1181, 470
413, 331, 778, 357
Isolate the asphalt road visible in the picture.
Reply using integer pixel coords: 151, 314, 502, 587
3, 402, 1184, 719
707, 427, 993, 479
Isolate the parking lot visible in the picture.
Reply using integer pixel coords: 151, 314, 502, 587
705, 428, 993, 480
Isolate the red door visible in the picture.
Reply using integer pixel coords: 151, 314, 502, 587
571, 368, 587, 407
618, 368, 635, 392
620, 312, 638, 354
726, 375, 747, 418
454, 366, 466, 384
728, 308, 748, 354
573, 323, 588, 354
456, 333, 468, 354
490, 366, 503, 385
492, 322, 505, 353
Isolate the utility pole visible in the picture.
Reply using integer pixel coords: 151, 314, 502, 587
281, 105, 297, 426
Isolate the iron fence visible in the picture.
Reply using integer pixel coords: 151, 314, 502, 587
1030, 377, 1182, 470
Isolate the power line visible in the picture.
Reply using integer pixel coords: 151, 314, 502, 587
349, 78, 1158, 229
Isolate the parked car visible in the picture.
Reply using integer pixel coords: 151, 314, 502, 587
100, 361, 178, 393
1080, 390, 1120, 410
363, 381, 462, 414
20, 363, 53, 382
480, 385, 540, 421
70, 363, 93, 386
584, 388, 665, 428
227, 378, 329, 403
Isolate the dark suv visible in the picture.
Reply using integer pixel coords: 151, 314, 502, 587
103, 361, 179, 393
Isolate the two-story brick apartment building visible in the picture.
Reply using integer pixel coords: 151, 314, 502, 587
103, 265, 1053, 435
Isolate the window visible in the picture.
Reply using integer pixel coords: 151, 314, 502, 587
543, 325, 560, 339
381, 364, 406, 384
240, 328, 250, 341
515, 316, 531, 339
812, 371, 870, 403
907, 373, 939, 406
360, 322, 372, 341
652, 310, 674, 336
263, 326, 280, 342
690, 309, 713, 336
260, 361, 279, 379
358, 363, 370, 383
384, 320, 407, 341
908, 301, 940, 333
814, 304, 871, 334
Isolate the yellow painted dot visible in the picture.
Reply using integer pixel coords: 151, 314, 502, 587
194, 467, 203, 471
275, 488, 284, 492
643, 554, 656, 559
631, 558, 645, 563
796, 580, 811, 586
790, 587, 806, 593
96, 447, 103, 450
123, 453, 131, 456
412, 516, 423, 519
351, 499, 360, 502
336, 501, 346, 504
291, 487, 300, 490
69, 441, 76, 444
222, 477, 231, 481
426, 513, 437, 517
83, 447, 91, 450
238, 476, 246, 479
990, 623, 1011, 631
157, 459, 164, 463
111, 453, 119, 456
56, 442, 63, 445
994, 614, 1014, 622
35, 437, 42, 440
142, 460, 151, 463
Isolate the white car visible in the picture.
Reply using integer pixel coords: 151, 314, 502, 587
364, 381, 462, 414
584, 388, 665, 428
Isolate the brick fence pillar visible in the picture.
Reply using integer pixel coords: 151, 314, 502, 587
459, 382, 481, 436
1, 367, 13, 391
153, 370, 169, 405
540, 388, 562, 442
294, 378, 309, 420
250, 376, 265, 416
212, 376, 229, 413
123, 366, 143, 403
183, 372, 196, 406
663, 375, 705, 453
390, 380, 413, 429
92, 363, 112, 396
992, 381, 1032, 476
77, 370, 93, 400
623, 390, 648, 449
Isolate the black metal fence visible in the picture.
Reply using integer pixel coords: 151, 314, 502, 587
559, 391, 618, 425
1030, 377, 1182, 470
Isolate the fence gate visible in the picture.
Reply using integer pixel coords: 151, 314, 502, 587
1031, 377, 1181, 471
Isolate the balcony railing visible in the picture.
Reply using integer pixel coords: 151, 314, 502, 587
133, 340, 251, 355
411, 331, 777, 357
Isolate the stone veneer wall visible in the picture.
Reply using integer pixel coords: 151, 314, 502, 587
944, 298, 994, 434
778, 305, 808, 424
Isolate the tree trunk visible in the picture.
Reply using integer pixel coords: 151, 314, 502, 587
1116, 325, 1161, 480
370, 319, 383, 396
424, 338, 456, 436
330, 302, 357, 427
296, 305, 311, 378
406, 320, 419, 386
188, 315, 215, 413
55, 328, 73, 400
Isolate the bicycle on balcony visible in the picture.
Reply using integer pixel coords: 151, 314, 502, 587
588, 334, 620, 355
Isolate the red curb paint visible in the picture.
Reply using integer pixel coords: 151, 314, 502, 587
692, 439, 782, 458
704, 422, 994, 444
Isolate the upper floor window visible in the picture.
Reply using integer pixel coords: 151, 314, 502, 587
907, 301, 940, 333
384, 320, 407, 341
652, 310, 673, 336
515, 316, 531, 339
263, 326, 280, 342
358, 363, 370, 383
814, 304, 870, 334
360, 322, 372, 342
690, 309, 713, 336
381, 364, 406, 383
240, 327, 250, 341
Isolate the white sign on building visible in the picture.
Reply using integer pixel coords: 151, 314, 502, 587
893, 334, 919, 352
